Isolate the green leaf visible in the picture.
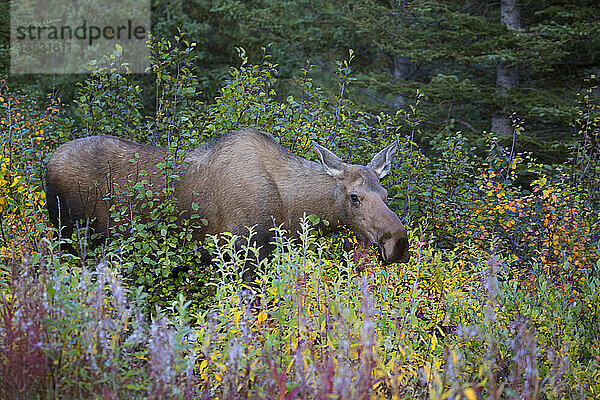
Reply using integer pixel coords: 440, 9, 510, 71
307, 214, 320, 225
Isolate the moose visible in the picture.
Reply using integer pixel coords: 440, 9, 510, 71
45, 128, 409, 270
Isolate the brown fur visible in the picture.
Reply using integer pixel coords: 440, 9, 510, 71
45, 128, 409, 264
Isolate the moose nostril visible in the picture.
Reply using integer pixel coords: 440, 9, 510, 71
379, 234, 410, 264
379, 232, 392, 243
398, 237, 408, 250
395, 237, 409, 263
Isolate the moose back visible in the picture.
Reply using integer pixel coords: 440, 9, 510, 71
45, 128, 409, 264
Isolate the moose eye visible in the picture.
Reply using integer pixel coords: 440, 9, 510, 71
350, 193, 360, 204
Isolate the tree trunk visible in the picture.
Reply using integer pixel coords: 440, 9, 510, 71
393, 55, 410, 107
492, 0, 520, 136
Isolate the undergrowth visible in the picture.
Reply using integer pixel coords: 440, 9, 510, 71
0, 221, 598, 398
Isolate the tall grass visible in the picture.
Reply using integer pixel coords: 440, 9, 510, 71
0, 218, 597, 399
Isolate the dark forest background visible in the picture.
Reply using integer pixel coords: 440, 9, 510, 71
2, 0, 599, 163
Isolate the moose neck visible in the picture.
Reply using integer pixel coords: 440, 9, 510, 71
278, 157, 345, 234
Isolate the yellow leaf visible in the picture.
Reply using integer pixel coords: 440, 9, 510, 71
464, 388, 477, 400
286, 358, 294, 374
10, 176, 20, 188
423, 362, 431, 381
398, 345, 406, 357
232, 310, 242, 326
257, 310, 268, 325
199, 359, 208, 373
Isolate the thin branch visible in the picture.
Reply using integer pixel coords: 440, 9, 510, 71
353, 87, 395, 108
421, 118, 479, 134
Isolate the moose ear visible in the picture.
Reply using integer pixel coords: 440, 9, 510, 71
367, 141, 397, 179
312, 141, 345, 177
